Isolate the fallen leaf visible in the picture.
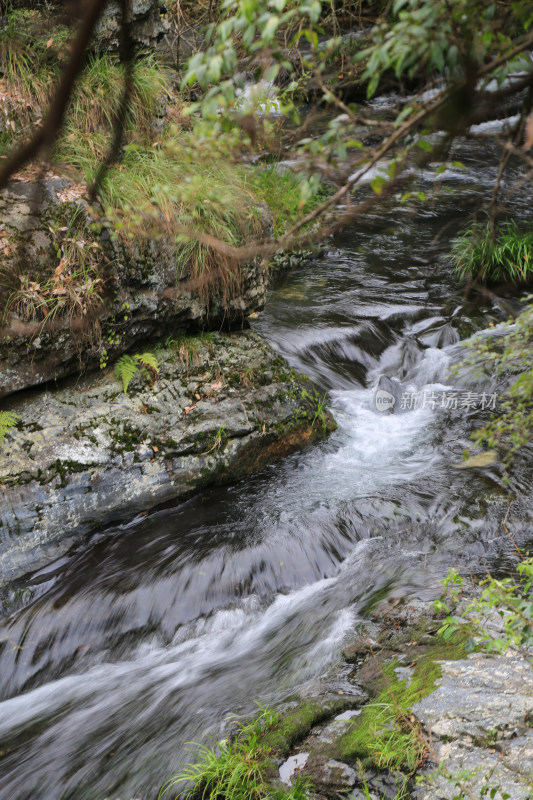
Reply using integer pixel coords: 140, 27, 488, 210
184, 405, 196, 414
453, 451, 498, 469
152, 445, 159, 452
46, 38, 54, 48
195, 393, 201, 400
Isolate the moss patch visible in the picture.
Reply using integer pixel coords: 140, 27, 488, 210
336, 633, 469, 772
260, 697, 356, 758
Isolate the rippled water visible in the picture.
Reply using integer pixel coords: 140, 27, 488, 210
0, 133, 532, 799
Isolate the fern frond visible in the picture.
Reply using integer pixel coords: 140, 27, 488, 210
135, 352, 159, 373
0, 410, 19, 447
114, 355, 139, 394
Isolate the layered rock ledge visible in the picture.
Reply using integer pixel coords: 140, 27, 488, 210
0, 329, 334, 587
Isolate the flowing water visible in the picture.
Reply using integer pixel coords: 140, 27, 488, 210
0, 128, 532, 800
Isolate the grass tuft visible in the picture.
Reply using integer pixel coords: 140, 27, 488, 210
0, 7, 168, 155
452, 218, 533, 285
159, 706, 311, 800
0, 207, 107, 325
247, 167, 323, 238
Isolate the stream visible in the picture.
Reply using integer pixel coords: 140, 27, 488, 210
0, 123, 532, 799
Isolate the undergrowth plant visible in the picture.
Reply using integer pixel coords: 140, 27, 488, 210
163, 332, 215, 366
115, 352, 159, 394
337, 652, 453, 775
452, 218, 533, 285
248, 167, 327, 238
0, 209, 107, 325
0, 410, 19, 447
457, 300, 533, 473
436, 559, 533, 655
64, 133, 268, 296
0, 8, 168, 156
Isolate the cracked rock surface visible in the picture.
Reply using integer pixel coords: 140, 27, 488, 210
413, 650, 533, 800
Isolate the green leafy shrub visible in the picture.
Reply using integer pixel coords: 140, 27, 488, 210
452, 219, 533, 285
436, 559, 533, 654
114, 352, 159, 393
0, 410, 19, 447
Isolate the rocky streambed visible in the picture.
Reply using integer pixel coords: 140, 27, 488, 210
250, 596, 533, 800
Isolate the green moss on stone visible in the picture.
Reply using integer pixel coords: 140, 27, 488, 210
336, 633, 469, 771
261, 697, 354, 757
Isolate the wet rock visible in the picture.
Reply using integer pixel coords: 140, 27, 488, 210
307, 758, 356, 795
348, 789, 380, 800
349, 770, 410, 800
374, 375, 407, 414
279, 752, 309, 785
398, 337, 423, 378
0, 330, 334, 589
342, 639, 381, 663
436, 323, 460, 348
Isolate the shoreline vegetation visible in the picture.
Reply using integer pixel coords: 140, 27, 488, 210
157, 558, 533, 800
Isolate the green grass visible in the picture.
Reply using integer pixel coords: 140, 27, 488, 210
78, 136, 265, 288
336, 634, 468, 773
159, 707, 311, 800
62, 53, 168, 142
248, 167, 326, 237
0, 7, 167, 149
452, 218, 533, 285
0, 6, 318, 320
